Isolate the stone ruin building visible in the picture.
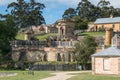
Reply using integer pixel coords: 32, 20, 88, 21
11, 19, 78, 63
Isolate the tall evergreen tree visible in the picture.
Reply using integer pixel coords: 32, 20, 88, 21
113, 8, 120, 17
76, 0, 97, 21
98, 0, 120, 18
97, 0, 111, 17
7, 0, 45, 28
62, 0, 120, 22
97, 0, 110, 8
62, 8, 77, 19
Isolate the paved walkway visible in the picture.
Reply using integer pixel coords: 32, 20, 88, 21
0, 73, 17, 77
40, 71, 91, 80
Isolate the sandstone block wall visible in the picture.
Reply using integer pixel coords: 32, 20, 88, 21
92, 57, 120, 75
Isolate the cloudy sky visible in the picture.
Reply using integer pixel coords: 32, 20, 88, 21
0, 0, 120, 24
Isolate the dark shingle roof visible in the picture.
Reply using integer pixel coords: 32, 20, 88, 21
94, 17, 120, 24
92, 46, 120, 57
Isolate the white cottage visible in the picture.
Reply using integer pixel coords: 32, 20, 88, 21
92, 34, 120, 75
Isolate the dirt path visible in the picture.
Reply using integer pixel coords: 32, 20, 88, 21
40, 71, 91, 80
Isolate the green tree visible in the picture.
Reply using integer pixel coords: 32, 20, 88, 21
7, 0, 45, 28
108, 7, 120, 17
98, 0, 110, 17
73, 16, 88, 30
62, 0, 120, 23
73, 36, 97, 70
0, 17, 18, 56
98, 0, 120, 17
76, 0, 97, 21
113, 8, 120, 17
62, 8, 77, 19
97, 0, 110, 8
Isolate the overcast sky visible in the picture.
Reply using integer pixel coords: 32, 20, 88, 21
0, 0, 120, 24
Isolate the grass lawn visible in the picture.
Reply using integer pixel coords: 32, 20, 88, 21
67, 72, 120, 80
78, 32, 105, 37
16, 33, 58, 41
35, 33, 58, 41
0, 70, 53, 80
16, 33, 25, 40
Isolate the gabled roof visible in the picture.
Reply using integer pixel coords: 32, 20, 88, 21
94, 17, 120, 24
113, 34, 120, 39
92, 46, 120, 57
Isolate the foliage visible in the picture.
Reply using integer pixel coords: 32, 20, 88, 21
7, 0, 45, 28
62, 8, 77, 19
62, 0, 120, 22
97, 0, 111, 18
0, 18, 18, 55
97, 0, 120, 18
98, 0, 110, 8
0, 70, 53, 80
73, 16, 88, 30
76, 0, 99, 21
73, 36, 97, 70
68, 72, 120, 80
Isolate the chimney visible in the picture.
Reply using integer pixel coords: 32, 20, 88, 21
102, 45, 105, 50
105, 28, 113, 46
110, 14, 113, 18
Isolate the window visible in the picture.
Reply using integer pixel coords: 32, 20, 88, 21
103, 58, 110, 71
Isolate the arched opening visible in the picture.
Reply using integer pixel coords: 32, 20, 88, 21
43, 54, 47, 61
57, 53, 62, 61
19, 51, 27, 61
38, 55, 42, 61
62, 54, 65, 62
72, 53, 76, 62
68, 53, 71, 62
60, 27, 64, 35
